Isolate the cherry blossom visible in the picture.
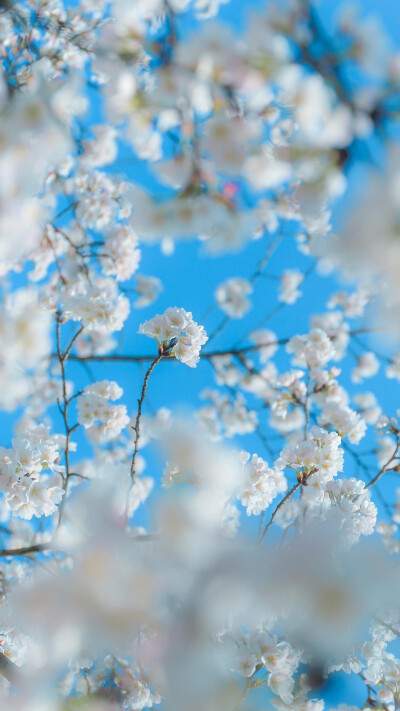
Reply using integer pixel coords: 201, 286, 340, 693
238, 451, 287, 515
139, 307, 208, 367
77, 381, 130, 442
279, 269, 304, 305
0, 0, 399, 708
215, 277, 253, 318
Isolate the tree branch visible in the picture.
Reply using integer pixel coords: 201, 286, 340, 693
259, 482, 302, 542
130, 352, 164, 485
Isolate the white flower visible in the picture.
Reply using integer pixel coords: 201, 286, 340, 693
127, 477, 154, 518
287, 329, 335, 371
134, 274, 163, 308
197, 390, 257, 439
268, 671, 294, 704
244, 145, 294, 191
353, 392, 381, 424
328, 288, 370, 318
311, 311, 350, 361
82, 125, 118, 168
324, 478, 377, 544
101, 225, 141, 281
63, 277, 130, 334
232, 648, 258, 677
318, 403, 367, 444
238, 452, 287, 516
215, 278, 253, 318
276, 427, 344, 481
351, 352, 379, 383
279, 269, 303, 304
250, 329, 278, 362
139, 307, 208, 367
77, 381, 129, 443
127, 678, 159, 710
7, 477, 64, 520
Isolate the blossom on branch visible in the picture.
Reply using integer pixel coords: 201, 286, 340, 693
139, 307, 208, 367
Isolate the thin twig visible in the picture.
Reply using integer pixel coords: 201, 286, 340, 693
130, 352, 164, 484
259, 482, 302, 541
366, 436, 399, 489
55, 316, 84, 527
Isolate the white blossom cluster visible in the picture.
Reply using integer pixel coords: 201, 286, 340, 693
63, 277, 130, 334
325, 478, 377, 545
0, 289, 51, 410
215, 277, 253, 318
77, 381, 130, 443
238, 451, 287, 516
0, 436, 64, 520
276, 427, 344, 482
318, 403, 367, 445
279, 269, 304, 305
230, 629, 301, 705
197, 389, 258, 439
287, 329, 336, 372
139, 307, 208, 367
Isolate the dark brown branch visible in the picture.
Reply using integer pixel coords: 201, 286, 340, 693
54, 328, 383, 366
53, 340, 290, 364
259, 482, 302, 541
55, 316, 84, 527
0, 543, 49, 557
366, 436, 399, 489
130, 352, 164, 484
